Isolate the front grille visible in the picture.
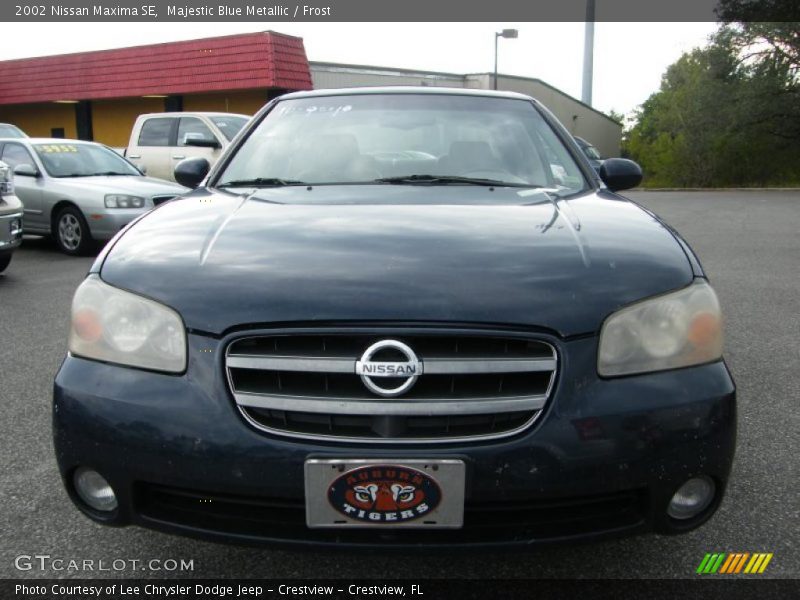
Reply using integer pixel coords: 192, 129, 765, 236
225, 332, 557, 443
151, 195, 177, 206
137, 483, 646, 546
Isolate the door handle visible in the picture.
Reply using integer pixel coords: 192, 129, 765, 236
172, 155, 186, 160
128, 154, 141, 159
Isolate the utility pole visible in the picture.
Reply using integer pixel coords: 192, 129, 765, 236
582, 0, 595, 106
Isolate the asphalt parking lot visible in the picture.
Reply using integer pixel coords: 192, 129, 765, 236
1, 190, 797, 579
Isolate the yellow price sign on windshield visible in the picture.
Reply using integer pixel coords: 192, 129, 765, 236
37, 144, 78, 153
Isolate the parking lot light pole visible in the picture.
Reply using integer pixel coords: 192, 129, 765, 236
494, 29, 519, 90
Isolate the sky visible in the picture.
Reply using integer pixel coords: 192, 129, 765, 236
0, 22, 719, 119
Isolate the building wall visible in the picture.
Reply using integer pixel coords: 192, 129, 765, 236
311, 63, 465, 89
91, 97, 165, 147
182, 90, 270, 115
0, 103, 77, 138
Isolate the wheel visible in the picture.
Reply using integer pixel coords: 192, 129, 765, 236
55, 206, 93, 256
0, 253, 11, 273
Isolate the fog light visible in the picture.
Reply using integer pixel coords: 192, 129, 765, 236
668, 476, 715, 520
73, 468, 118, 512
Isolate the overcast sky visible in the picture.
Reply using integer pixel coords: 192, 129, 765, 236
0, 22, 718, 118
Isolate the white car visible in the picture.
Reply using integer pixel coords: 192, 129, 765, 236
125, 112, 250, 182
0, 138, 187, 255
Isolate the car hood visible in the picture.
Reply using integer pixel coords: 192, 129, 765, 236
98, 186, 694, 337
54, 175, 187, 196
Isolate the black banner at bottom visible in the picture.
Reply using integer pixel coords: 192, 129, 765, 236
4, 579, 799, 600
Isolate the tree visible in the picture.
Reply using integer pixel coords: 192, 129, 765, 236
624, 22, 800, 187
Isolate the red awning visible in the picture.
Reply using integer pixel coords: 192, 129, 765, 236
0, 31, 312, 105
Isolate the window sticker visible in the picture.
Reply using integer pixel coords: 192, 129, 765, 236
36, 144, 78, 153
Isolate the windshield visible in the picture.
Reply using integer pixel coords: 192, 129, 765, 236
210, 116, 249, 141
216, 94, 588, 196
582, 145, 602, 160
0, 124, 26, 139
34, 143, 141, 178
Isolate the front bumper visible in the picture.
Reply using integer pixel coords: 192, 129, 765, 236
86, 208, 149, 241
53, 333, 736, 549
0, 209, 23, 252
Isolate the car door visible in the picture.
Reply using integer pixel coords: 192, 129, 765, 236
172, 117, 223, 174
0, 142, 46, 231
128, 117, 177, 181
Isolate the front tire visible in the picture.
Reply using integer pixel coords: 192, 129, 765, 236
0, 253, 11, 273
55, 206, 93, 256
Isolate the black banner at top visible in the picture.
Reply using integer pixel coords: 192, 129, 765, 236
2, 0, 799, 23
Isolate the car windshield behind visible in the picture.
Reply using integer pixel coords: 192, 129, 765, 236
33, 143, 141, 178
0, 124, 26, 138
582, 145, 602, 160
216, 94, 588, 196
210, 116, 249, 141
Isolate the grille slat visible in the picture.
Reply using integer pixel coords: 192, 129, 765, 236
226, 332, 557, 443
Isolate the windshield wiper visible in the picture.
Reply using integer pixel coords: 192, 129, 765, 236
373, 174, 537, 187
217, 178, 305, 188
92, 171, 135, 176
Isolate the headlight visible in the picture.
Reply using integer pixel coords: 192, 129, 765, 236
69, 275, 186, 373
105, 194, 144, 208
0, 163, 12, 196
598, 280, 723, 377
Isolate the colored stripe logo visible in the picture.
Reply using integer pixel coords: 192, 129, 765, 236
697, 553, 773, 574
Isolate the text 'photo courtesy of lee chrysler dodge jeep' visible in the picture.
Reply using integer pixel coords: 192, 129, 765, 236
125, 112, 250, 182
54, 88, 736, 548
0, 138, 187, 255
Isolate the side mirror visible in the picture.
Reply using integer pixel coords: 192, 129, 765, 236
599, 158, 642, 192
183, 137, 221, 149
174, 157, 210, 188
14, 163, 39, 177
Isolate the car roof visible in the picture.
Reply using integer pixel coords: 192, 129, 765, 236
0, 137, 98, 145
279, 86, 537, 102
137, 112, 250, 118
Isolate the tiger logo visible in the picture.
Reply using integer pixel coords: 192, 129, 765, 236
327, 465, 442, 523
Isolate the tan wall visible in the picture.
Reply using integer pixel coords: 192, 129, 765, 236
182, 90, 268, 115
91, 97, 165, 147
0, 103, 77, 139
311, 65, 465, 89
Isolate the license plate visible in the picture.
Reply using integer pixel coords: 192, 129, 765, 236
305, 459, 465, 529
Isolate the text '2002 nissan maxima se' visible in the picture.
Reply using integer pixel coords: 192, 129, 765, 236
54, 88, 735, 548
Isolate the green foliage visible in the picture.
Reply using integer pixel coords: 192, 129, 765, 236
624, 16, 800, 188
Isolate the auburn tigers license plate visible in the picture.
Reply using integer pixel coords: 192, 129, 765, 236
304, 459, 465, 528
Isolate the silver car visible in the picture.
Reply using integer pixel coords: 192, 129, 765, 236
0, 160, 23, 273
0, 138, 187, 255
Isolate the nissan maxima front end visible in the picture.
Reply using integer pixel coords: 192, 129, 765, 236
53, 88, 735, 548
